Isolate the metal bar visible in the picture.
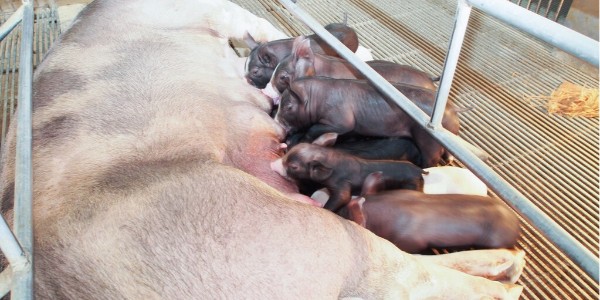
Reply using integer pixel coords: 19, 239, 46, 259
554, 0, 566, 21
0, 5, 23, 41
429, 0, 470, 128
0, 214, 26, 268
526, 0, 533, 10
277, 0, 599, 282
11, 0, 35, 299
0, 267, 12, 298
544, 0, 554, 19
534, 0, 542, 14
1, 27, 11, 144
467, 0, 598, 67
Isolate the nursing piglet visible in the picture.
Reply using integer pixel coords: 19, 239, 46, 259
291, 132, 422, 164
262, 36, 437, 101
270, 134, 425, 212
342, 172, 520, 253
244, 23, 359, 88
275, 77, 460, 167
289, 133, 422, 199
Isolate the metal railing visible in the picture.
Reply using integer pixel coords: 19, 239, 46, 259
278, 0, 599, 281
509, 0, 572, 22
0, 0, 35, 299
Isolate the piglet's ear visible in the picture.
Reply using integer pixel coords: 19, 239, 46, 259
309, 160, 333, 182
312, 133, 338, 147
244, 31, 259, 49
291, 36, 313, 61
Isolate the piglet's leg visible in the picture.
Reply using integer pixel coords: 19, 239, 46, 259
346, 197, 367, 227
413, 249, 526, 284
323, 184, 352, 212
412, 129, 445, 168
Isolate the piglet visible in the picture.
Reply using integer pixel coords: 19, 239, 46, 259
244, 23, 359, 88
275, 77, 461, 167
288, 132, 422, 165
270, 134, 425, 212
289, 133, 421, 200
262, 36, 437, 102
342, 172, 520, 253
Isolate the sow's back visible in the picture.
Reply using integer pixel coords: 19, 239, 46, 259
0, 0, 523, 299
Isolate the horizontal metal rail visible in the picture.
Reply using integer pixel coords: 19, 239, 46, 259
471, 0, 598, 67
278, 0, 599, 281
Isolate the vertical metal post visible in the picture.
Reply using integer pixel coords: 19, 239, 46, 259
429, 0, 471, 128
11, 0, 34, 298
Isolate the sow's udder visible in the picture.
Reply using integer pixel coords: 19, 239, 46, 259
270, 158, 287, 178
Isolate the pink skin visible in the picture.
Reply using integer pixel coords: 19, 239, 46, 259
286, 192, 323, 207
270, 157, 288, 179
261, 82, 281, 105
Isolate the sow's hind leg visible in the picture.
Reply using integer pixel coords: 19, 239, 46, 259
414, 249, 526, 284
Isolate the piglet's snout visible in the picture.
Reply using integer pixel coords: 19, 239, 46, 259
270, 158, 287, 178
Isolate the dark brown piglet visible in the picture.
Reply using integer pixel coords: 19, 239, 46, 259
274, 77, 460, 167
244, 23, 359, 88
301, 132, 422, 165
289, 133, 422, 197
270, 134, 426, 212
342, 172, 521, 253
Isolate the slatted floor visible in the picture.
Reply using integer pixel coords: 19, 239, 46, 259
0, 7, 60, 145
0, 1, 598, 299
230, 0, 599, 299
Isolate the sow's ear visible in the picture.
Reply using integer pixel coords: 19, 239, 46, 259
312, 133, 338, 147
309, 160, 333, 182
243, 31, 260, 49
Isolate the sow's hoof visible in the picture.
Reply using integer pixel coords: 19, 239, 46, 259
505, 283, 524, 300
416, 248, 526, 284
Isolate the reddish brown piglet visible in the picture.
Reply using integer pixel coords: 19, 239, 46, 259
342, 172, 521, 253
